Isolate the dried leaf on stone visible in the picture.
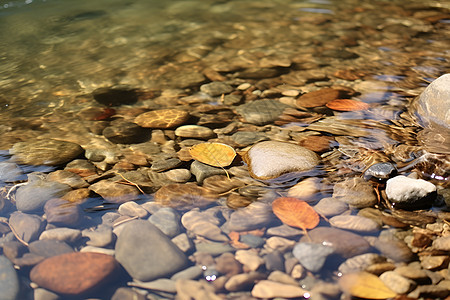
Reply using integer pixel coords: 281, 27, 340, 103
339, 272, 397, 299
326, 99, 370, 111
272, 197, 319, 231
228, 231, 250, 249
189, 142, 236, 167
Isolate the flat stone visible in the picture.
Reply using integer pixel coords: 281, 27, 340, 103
190, 160, 227, 184
0, 255, 20, 300
266, 224, 304, 238
293, 242, 335, 272
333, 177, 377, 208
148, 207, 181, 238
235, 249, 265, 272
39, 228, 82, 243
224, 272, 266, 292
181, 210, 227, 242
65, 159, 97, 177
230, 131, 268, 147
243, 141, 319, 180
175, 279, 222, 300
314, 197, 349, 217
0, 162, 24, 182
228, 201, 275, 231
302, 227, 371, 258
379, 271, 416, 294
10, 139, 84, 166
115, 220, 188, 281
174, 125, 215, 139
89, 180, 140, 203
372, 236, 414, 263
9, 211, 46, 243
215, 252, 242, 277
296, 88, 344, 108
154, 182, 217, 209
102, 120, 149, 144
111, 287, 146, 300
329, 215, 380, 232
195, 241, 234, 255
62, 188, 92, 204
135, 109, 190, 129
235, 99, 290, 125
251, 280, 309, 298
30, 252, 119, 295
432, 235, 450, 251
82, 225, 114, 247
338, 253, 387, 274
44, 198, 81, 226
287, 177, 320, 200
200, 82, 233, 96
46, 170, 88, 189
163, 168, 192, 183
386, 175, 437, 209
28, 240, 74, 258
150, 157, 182, 172
420, 255, 449, 270
15, 174, 72, 213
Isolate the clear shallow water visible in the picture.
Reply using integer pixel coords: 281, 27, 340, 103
0, 0, 449, 299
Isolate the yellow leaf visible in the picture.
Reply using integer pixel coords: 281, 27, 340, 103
339, 272, 397, 299
189, 142, 236, 168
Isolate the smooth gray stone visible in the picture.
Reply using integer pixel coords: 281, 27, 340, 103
9, 211, 46, 243
235, 99, 290, 125
39, 228, 82, 244
293, 242, 334, 272
28, 240, 73, 258
228, 202, 274, 231
44, 198, 81, 226
15, 174, 72, 213
0, 255, 20, 300
200, 82, 233, 96
115, 220, 188, 281
194, 241, 234, 255
171, 265, 203, 281
0, 162, 24, 182
82, 224, 114, 247
190, 160, 226, 184
333, 177, 377, 208
148, 207, 181, 238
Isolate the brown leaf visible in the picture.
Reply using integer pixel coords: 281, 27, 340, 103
326, 99, 370, 111
295, 88, 343, 108
189, 142, 236, 167
272, 197, 319, 230
339, 272, 397, 299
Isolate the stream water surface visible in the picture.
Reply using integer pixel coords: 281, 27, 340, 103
0, 0, 449, 299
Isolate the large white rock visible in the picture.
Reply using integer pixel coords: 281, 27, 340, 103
386, 175, 437, 209
413, 73, 450, 130
243, 141, 319, 180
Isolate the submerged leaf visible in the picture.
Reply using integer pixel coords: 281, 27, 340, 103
339, 272, 397, 299
326, 99, 370, 111
189, 142, 236, 167
272, 197, 319, 230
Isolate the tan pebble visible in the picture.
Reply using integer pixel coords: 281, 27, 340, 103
174, 125, 215, 139
251, 280, 310, 298
268, 270, 299, 286
265, 236, 296, 251
164, 169, 192, 183
235, 249, 264, 272
118, 202, 148, 218
281, 89, 300, 97
291, 264, 305, 279
287, 177, 320, 200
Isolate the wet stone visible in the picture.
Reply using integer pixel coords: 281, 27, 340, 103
251, 280, 309, 299
243, 141, 320, 180
174, 125, 215, 139
0, 255, 20, 300
224, 271, 267, 292
380, 271, 416, 294
118, 201, 148, 218
82, 225, 114, 247
39, 228, 82, 244
47, 170, 88, 189
264, 250, 285, 272
150, 157, 182, 172
88, 180, 140, 203
30, 252, 119, 295
62, 188, 91, 204
228, 201, 275, 231
15, 174, 72, 213
363, 162, 397, 182
296, 88, 344, 108
200, 82, 233, 96
148, 207, 181, 238
386, 175, 437, 209
333, 177, 377, 208
164, 168, 192, 183
372, 236, 414, 263
215, 252, 243, 277
92, 86, 138, 106
338, 253, 387, 274
420, 255, 449, 270
432, 235, 450, 251
230, 131, 268, 147
44, 198, 81, 226
111, 287, 146, 300
9, 211, 46, 243
10, 139, 83, 166
235, 249, 265, 272
314, 197, 349, 217
134, 109, 190, 129
115, 220, 188, 281
293, 242, 335, 272
181, 210, 228, 242
103, 120, 149, 144
302, 227, 371, 258
190, 160, 227, 183
28, 240, 74, 258
329, 215, 380, 232
194, 240, 234, 255
235, 99, 290, 125
171, 233, 194, 253
0, 161, 24, 182
65, 159, 97, 177
154, 182, 217, 209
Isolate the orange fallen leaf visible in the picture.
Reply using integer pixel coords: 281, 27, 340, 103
326, 99, 370, 111
272, 197, 319, 231
339, 272, 397, 299
189, 142, 236, 168
228, 231, 250, 249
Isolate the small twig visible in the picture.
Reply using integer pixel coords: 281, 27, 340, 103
6, 182, 28, 201
115, 172, 145, 194
0, 220, 29, 247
